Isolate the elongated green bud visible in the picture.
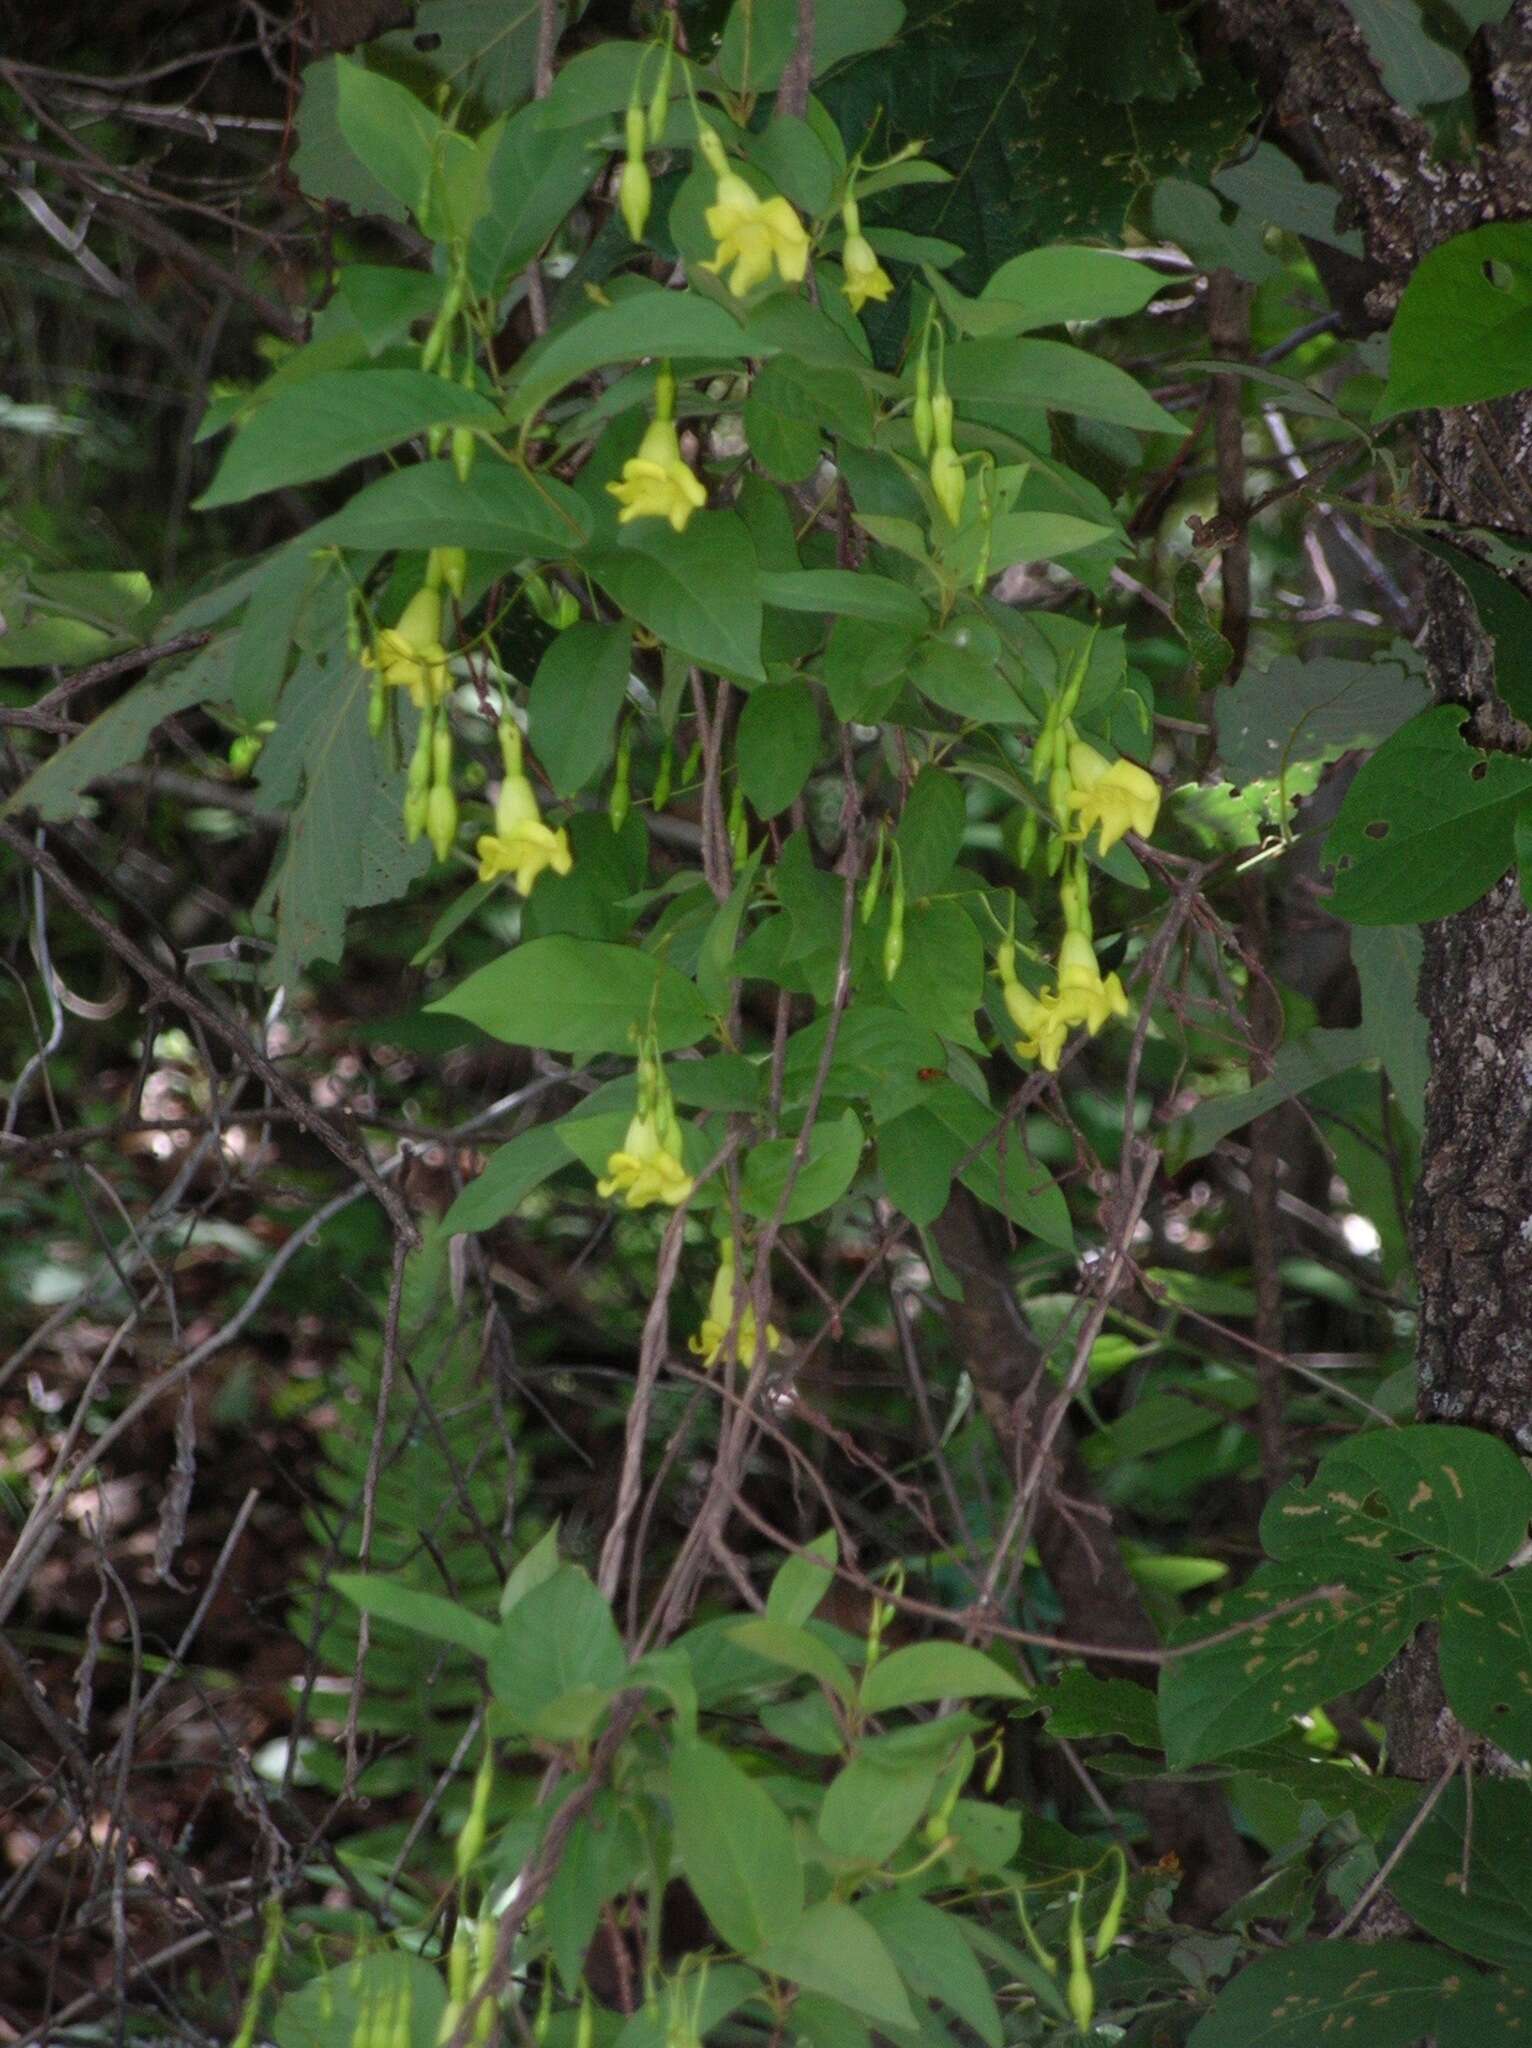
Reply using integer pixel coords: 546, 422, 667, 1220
860, 824, 885, 925
1065, 1887, 1094, 2033
368, 675, 386, 739
882, 853, 906, 983
452, 425, 477, 485
913, 352, 934, 456
610, 725, 632, 832
455, 1746, 494, 1881
1094, 1847, 1129, 1960
651, 740, 673, 811
427, 782, 459, 862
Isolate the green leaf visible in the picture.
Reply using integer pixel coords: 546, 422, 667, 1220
1158, 1559, 1431, 1768
1215, 650, 1428, 808
718, 0, 906, 93
766, 1530, 839, 1628
1340, 0, 1470, 112
698, 842, 766, 1012
529, 623, 633, 796
878, 1106, 962, 1227
546, 1796, 644, 1994
440, 1124, 571, 1234
752, 1902, 914, 2031
501, 1526, 561, 1616
670, 1736, 804, 1954
1162, 1028, 1372, 1168
273, 1953, 447, 2048
331, 1573, 498, 1659
896, 768, 967, 899
430, 936, 711, 1054
761, 1693, 846, 1757
1186, 1941, 1526, 2048
728, 1619, 855, 1702
940, 337, 1183, 435
979, 245, 1165, 328
761, 571, 928, 630
1324, 705, 1532, 923
337, 263, 443, 354
510, 293, 746, 426
3, 638, 228, 822
1407, 529, 1532, 727
30, 568, 152, 627
1032, 1667, 1162, 1747
613, 1971, 763, 2048
195, 370, 504, 508
333, 56, 442, 222
1389, 1779, 1532, 1966
888, 901, 986, 1049
591, 513, 764, 681
1380, 223, 1532, 417
821, 616, 917, 723
923, 1080, 1076, 1250
470, 104, 603, 292
742, 1107, 864, 1224
1350, 924, 1428, 1132
308, 453, 592, 557
291, 57, 408, 222
375, 0, 547, 116
255, 649, 430, 987
738, 679, 822, 818
1440, 1567, 1532, 1758
817, 1755, 937, 1864
487, 1565, 626, 1728
1212, 142, 1363, 257
910, 638, 1028, 725
860, 1641, 1029, 1713
0, 617, 119, 669
858, 1895, 1003, 2048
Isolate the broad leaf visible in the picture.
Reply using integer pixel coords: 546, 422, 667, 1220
529, 623, 633, 795
1439, 1567, 1532, 1757
487, 1565, 626, 1728
331, 1573, 497, 1658
940, 337, 1182, 435
860, 1641, 1029, 1713
1324, 705, 1532, 924
1388, 1779, 1532, 1967
752, 1902, 913, 2031
195, 370, 504, 508
1380, 223, 1532, 417
591, 513, 764, 681
738, 679, 822, 818
742, 1107, 864, 1224
817, 1754, 937, 1863
441, 1124, 571, 1234
670, 1736, 804, 1954
430, 937, 711, 1054
766, 1531, 839, 1628
1187, 1942, 1530, 2047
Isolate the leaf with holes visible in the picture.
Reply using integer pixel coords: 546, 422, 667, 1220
1439, 1567, 1532, 1758
1324, 705, 1532, 923
1187, 1941, 1532, 2047
1158, 1558, 1434, 1767
1380, 222, 1532, 417
1262, 1424, 1532, 1574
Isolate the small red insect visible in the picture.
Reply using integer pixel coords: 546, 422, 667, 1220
917, 1067, 943, 1082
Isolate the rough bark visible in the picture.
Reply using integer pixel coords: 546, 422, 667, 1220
933, 1191, 1258, 1921
1213, 0, 1532, 1776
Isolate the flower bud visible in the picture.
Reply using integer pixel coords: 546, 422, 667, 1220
452, 426, 476, 485
427, 782, 459, 862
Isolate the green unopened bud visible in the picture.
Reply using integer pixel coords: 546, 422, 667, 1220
1066, 1888, 1094, 2034
432, 547, 468, 600
913, 352, 934, 457
647, 38, 674, 145
621, 104, 652, 241
455, 1747, 494, 1881
1016, 809, 1039, 868
727, 781, 748, 861
452, 426, 477, 485
651, 740, 673, 811
1013, 1889, 1058, 1978
553, 587, 581, 629
681, 738, 703, 784
1094, 1847, 1128, 1961
427, 782, 459, 862
428, 421, 449, 458
860, 824, 885, 924
610, 726, 632, 833
228, 733, 264, 778
931, 388, 955, 452
368, 676, 387, 738
882, 854, 906, 983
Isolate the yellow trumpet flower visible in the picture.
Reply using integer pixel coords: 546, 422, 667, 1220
841, 231, 894, 313
1063, 740, 1161, 855
702, 172, 810, 297
606, 417, 707, 533
361, 585, 451, 709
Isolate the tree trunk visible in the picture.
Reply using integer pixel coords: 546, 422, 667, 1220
1215, 0, 1532, 1778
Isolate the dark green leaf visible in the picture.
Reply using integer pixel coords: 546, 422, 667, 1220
331, 1574, 497, 1658
430, 936, 711, 1054
440, 1124, 571, 1233
738, 679, 822, 818
195, 370, 504, 508
1324, 706, 1532, 924
529, 623, 633, 795
1440, 1567, 1532, 1759
308, 458, 592, 556
752, 1903, 913, 2031
1389, 1778, 1532, 1966
742, 1107, 864, 1224
1186, 1942, 1525, 2048
1380, 223, 1532, 417
487, 1565, 626, 1727
860, 1641, 1029, 1712
591, 513, 764, 681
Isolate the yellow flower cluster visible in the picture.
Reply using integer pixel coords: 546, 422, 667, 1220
597, 1040, 694, 1211
839, 197, 892, 315
362, 583, 451, 711
689, 1238, 781, 1370
476, 720, 572, 897
1062, 740, 1161, 858
696, 125, 809, 298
